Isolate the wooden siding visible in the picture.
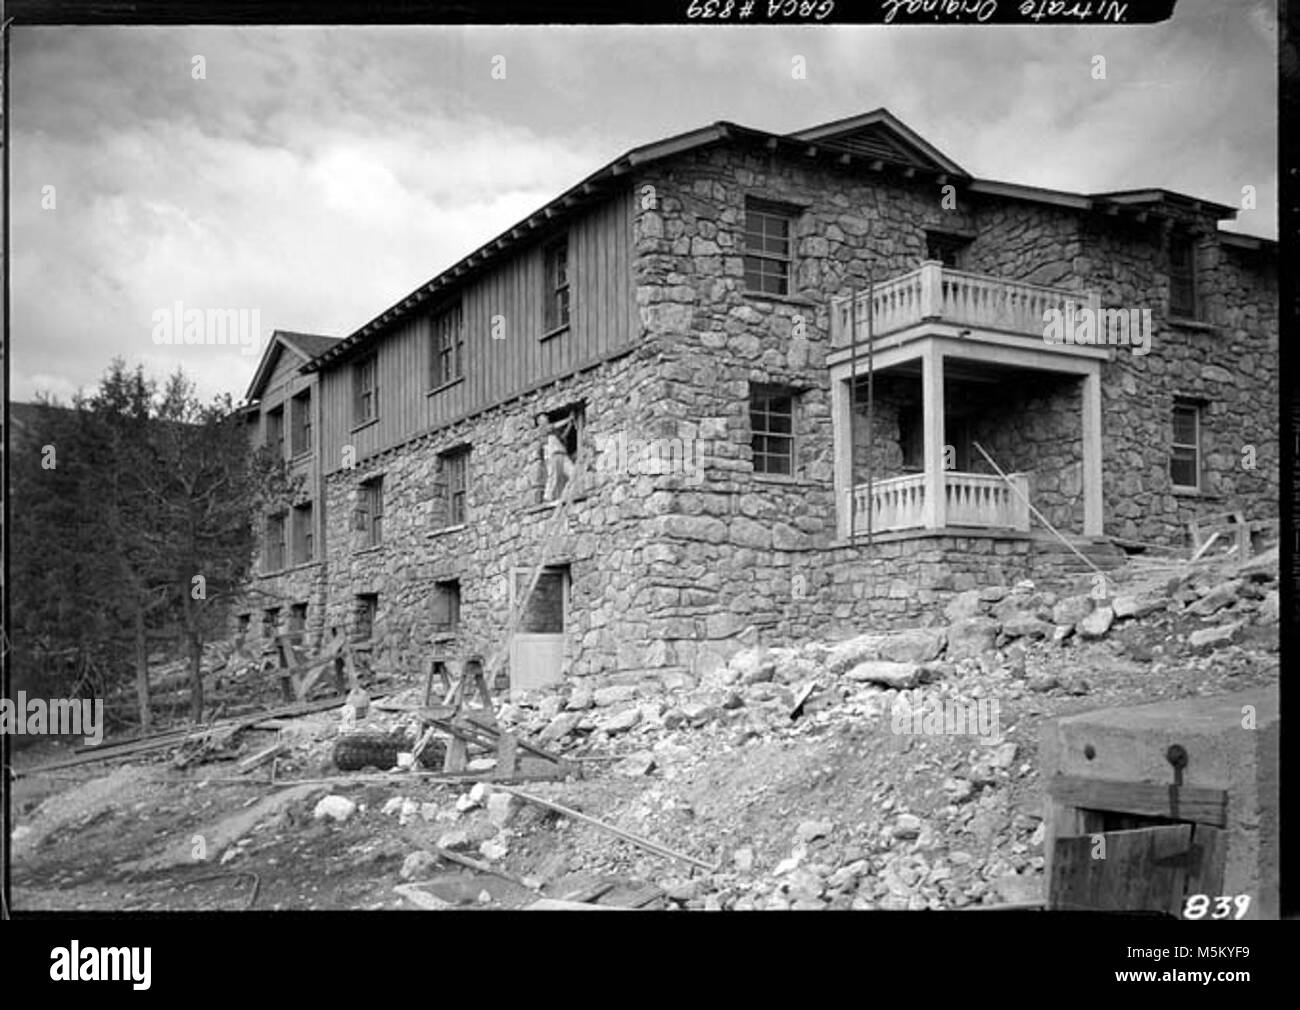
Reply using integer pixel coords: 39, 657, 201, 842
318, 185, 638, 473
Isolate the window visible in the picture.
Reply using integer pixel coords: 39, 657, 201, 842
750, 387, 795, 476
743, 199, 794, 296
266, 406, 285, 461
236, 613, 251, 641
1170, 400, 1202, 490
432, 579, 461, 633
1169, 231, 1198, 319
291, 501, 314, 564
439, 447, 470, 526
925, 231, 971, 269
288, 602, 308, 646
356, 477, 383, 547
353, 593, 378, 643
291, 390, 312, 456
262, 607, 280, 640
430, 301, 465, 388
353, 354, 378, 426
539, 404, 583, 502
264, 512, 286, 571
544, 239, 570, 332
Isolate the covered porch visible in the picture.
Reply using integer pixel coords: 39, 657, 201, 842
828, 263, 1110, 540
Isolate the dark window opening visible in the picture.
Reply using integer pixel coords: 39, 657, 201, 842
266, 406, 285, 461
291, 390, 312, 456
264, 512, 286, 571
1169, 232, 1199, 319
432, 579, 462, 633
353, 354, 379, 425
353, 593, 378, 643
291, 501, 314, 564
356, 477, 383, 547
539, 404, 583, 502
925, 231, 972, 269
439, 448, 470, 526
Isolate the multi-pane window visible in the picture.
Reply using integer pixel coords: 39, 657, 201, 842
291, 501, 314, 564
440, 447, 470, 526
743, 200, 794, 296
430, 301, 465, 388
291, 390, 312, 456
1169, 232, 1198, 319
433, 579, 461, 632
1171, 400, 1202, 490
544, 239, 570, 331
264, 512, 286, 571
750, 387, 795, 476
266, 406, 285, 461
353, 354, 378, 425
356, 477, 383, 547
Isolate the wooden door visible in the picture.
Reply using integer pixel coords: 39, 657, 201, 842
509, 566, 568, 691
1049, 823, 1226, 915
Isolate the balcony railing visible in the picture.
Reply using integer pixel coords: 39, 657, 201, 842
830, 262, 1097, 348
850, 470, 1031, 533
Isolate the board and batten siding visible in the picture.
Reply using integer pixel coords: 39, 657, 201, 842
318, 185, 638, 474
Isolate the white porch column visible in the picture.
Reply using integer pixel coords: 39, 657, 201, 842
831, 375, 853, 539
1081, 366, 1103, 537
922, 341, 946, 529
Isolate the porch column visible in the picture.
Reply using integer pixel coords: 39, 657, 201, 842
831, 374, 853, 539
922, 342, 946, 529
1081, 366, 1103, 537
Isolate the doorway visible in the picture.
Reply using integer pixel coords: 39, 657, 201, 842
509, 564, 569, 691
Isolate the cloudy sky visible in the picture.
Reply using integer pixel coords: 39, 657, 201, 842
9, 1, 1277, 404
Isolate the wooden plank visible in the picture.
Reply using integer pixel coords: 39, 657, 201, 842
1191, 824, 1226, 899
1050, 825, 1193, 914
1047, 775, 1228, 827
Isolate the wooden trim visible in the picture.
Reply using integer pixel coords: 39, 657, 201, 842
1047, 775, 1228, 828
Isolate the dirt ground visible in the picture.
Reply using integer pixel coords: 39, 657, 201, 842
7, 551, 1280, 912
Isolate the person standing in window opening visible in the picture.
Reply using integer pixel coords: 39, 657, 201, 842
540, 413, 575, 501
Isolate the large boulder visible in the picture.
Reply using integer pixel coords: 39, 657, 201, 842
876, 628, 947, 664
1052, 594, 1094, 627
999, 616, 1055, 642
845, 661, 921, 689
1076, 605, 1115, 639
944, 590, 985, 622
946, 617, 1000, 660
1187, 579, 1243, 617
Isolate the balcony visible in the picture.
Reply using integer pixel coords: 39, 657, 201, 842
850, 471, 1031, 535
830, 262, 1098, 350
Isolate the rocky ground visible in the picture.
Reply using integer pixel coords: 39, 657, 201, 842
7, 547, 1279, 912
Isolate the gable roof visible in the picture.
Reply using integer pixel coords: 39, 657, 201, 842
299, 109, 1257, 376
784, 108, 969, 177
245, 330, 339, 403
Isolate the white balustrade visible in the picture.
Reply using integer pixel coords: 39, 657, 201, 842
851, 471, 1030, 533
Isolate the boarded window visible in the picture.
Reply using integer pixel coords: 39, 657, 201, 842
353, 355, 378, 425
432, 579, 461, 632
1170, 400, 1201, 490
1169, 232, 1198, 319
264, 512, 286, 571
430, 301, 465, 388
743, 200, 794, 296
751, 387, 795, 475
291, 501, 314, 564
291, 390, 312, 456
544, 239, 570, 331
266, 406, 285, 461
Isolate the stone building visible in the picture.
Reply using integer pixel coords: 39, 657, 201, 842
237, 109, 1278, 687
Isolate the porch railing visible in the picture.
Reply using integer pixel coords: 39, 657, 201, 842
830, 262, 1097, 348
851, 470, 1031, 533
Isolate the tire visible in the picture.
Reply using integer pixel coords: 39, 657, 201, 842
332, 731, 447, 772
